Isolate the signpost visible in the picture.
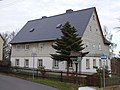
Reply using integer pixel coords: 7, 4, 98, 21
101, 54, 107, 90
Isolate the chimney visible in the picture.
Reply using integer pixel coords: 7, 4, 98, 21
42, 16, 47, 19
66, 9, 73, 13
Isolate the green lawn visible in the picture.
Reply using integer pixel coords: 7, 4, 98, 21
30, 78, 80, 90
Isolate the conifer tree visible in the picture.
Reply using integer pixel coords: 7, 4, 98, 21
51, 22, 89, 74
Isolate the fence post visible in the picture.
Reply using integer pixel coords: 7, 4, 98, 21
37, 69, 39, 77
60, 71, 63, 82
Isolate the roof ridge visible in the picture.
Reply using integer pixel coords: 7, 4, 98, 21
28, 7, 95, 22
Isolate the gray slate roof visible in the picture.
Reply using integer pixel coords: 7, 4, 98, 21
11, 7, 95, 44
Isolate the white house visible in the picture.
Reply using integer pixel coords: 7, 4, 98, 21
10, 7, 111, 74
0, 34, 4, 61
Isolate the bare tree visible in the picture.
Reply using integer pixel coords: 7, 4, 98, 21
1, 31, 16, 61
103, 26, 117, 55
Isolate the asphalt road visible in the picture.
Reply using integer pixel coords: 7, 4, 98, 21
0, 74, 58, 90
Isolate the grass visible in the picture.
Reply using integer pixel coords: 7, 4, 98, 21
29, 78, 80, 90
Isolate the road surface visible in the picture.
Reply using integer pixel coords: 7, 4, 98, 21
0, 74, 58, 90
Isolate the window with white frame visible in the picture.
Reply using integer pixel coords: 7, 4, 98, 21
93, 44, 96, 49
16, 45, 21, 49
38, 59, 43, 67
24, 59, 29, 67
15, 59, 19, 66
84, 42, 89, 48
38, 43, 44, 49
25, 44, 30, 50
99, 59, 102, 67
53, 60, 59, 68
90, 26, 92, 31
93, 59, 96, 67
86, 59, 90, 69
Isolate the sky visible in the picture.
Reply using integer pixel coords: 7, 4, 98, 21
0, 0, 120, 54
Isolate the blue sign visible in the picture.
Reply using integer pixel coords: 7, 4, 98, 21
101, 54, 107, 60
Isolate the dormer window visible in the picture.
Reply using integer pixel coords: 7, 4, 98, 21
56, 24, 62, 28
29, 28, 35, 32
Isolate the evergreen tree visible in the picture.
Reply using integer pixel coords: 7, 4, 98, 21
51, 22, 89, 74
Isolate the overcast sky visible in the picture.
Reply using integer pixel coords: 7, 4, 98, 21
0, 0, 120, 53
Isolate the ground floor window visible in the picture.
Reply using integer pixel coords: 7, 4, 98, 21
53, 60, 59, 68
86, 59, 90, 69
38, 59, 43, 67
99, 59, 102, 67
24, 59, 29, 67
93, 59, 96, 67
15, 59, 19, 66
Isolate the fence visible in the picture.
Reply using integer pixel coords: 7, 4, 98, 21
0, 66, 120, 87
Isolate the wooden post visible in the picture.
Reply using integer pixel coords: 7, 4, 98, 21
60, 71, 63, 82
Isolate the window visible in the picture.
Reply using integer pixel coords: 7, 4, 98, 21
98, 44, 102, 50
93, 15, 95, 20
99, 59, 102, 67
25, 44, 30, 50
38, 59, 43, 67
53, 60, 59, 68
93, 44, 96, 49
15, 59, 19, 66
24, 59, 29, 67
93, 59, 96, 67
38, 43, 44, 49
84, 42, 89, 48
90, 26, 92, 31
86, 59, 90, 69
16, 45, 21, 49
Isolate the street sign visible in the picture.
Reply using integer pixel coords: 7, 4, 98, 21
101, 54, 107, 61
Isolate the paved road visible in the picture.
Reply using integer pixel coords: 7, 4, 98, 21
0, 74, 58, 90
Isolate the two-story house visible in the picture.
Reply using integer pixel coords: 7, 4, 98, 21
0, 34, 4, 61
10, 7, 111, 73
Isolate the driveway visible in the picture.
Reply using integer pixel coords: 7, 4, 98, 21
0, 74, 58, 90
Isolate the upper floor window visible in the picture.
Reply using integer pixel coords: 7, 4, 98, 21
98, 44, 102, 50
38, 59, 43, 67
25, 44, 30, 50
90, 26, 92, 31
16, 45, 21, 49
84, 42, 89, 48
15, 59, 19, 66
93, 44, 96, 49
86, 59, 90, 69
93, 15, 95, 20
38, 43, 44, 49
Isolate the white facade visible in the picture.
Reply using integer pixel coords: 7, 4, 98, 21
11, 11, 111, 73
